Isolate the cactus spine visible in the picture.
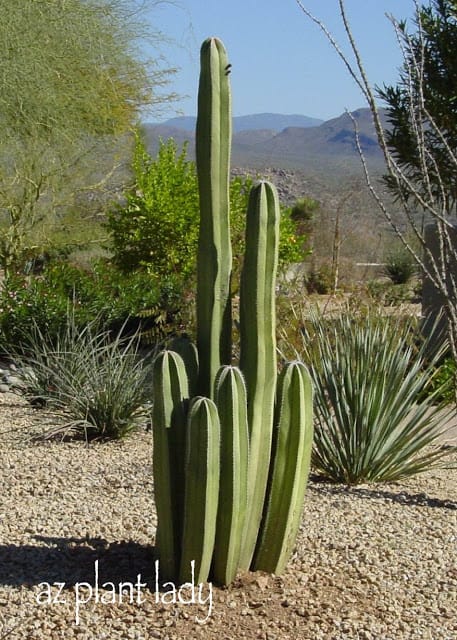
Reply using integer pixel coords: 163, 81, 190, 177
196, 37, 232, 398
239, 181, 280, 569
151, 36, 313, 586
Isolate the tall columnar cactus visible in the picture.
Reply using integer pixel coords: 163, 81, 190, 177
238, 180, 280, 569
253, 361, 314, 574
196, 37, 232, 398
213, 366, 249, 584
152, 350, 190, 580
152, 36, 314, 586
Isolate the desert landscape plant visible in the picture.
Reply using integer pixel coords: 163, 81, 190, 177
298, 308, 454, 484
16, 315, 152, 439
152, 37, 314, 586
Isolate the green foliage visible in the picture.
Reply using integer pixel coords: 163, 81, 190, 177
384, 246, 417, 284
107, 136, 307, 289
16, 316, 152, 440
299, 309, 455, 484
0, 0, 175, 275
107, 136, 200, 281
423, 356, 457, 404
378, 0, 457, 205
0, 261, 182, 352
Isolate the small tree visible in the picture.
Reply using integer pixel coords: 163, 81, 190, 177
0, 0, 176, 275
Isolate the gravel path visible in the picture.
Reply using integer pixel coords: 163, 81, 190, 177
0, 392, 456, 640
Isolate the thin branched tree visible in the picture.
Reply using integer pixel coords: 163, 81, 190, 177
295, 0, 457, 365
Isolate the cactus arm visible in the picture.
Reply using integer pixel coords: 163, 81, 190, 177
213, 365, 249, 585
152, 350, 189, 580
168, 334, 199, 397
179, 396, 221, 584
239, 180, 280, 569
196, 37, 232, 398
252, 361, 314, 574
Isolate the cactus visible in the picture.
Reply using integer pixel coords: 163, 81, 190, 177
152, 350, 189, 580
179, 396, 220, 584
151, 36, 314, 587
196, 37, 232, 398
238, 180, 280, 570
253, 361, 314, 574
213, 366, 249, 584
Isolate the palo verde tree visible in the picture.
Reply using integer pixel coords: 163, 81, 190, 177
295, 0, 457, 363
0, 0, 176, 275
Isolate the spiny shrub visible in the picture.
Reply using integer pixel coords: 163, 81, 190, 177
298, 308, 455, 484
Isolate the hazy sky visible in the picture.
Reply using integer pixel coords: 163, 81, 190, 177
148, 0, 416, 122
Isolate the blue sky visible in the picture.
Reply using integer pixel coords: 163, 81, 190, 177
146, 0, 416, 122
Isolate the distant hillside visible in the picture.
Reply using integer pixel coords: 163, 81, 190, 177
151, 112, 323, 133
143, 108, 388, 175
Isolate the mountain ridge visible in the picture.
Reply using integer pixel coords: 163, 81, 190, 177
143, 108, 388, 174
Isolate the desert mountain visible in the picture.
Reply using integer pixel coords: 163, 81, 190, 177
143, 108, 388, 174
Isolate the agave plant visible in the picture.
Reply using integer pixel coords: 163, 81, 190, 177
299, 308, 455, 484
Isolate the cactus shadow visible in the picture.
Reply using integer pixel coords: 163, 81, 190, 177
0, 536, 158, 589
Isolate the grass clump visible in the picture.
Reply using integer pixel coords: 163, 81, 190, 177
15, 316, 153, 440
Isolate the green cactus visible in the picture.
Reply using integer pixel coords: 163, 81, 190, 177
238, 180, 280, 569
213, 365, 249, 584
253, 361, 314, 574
196, 37, 232, 398
152, 350, 189, 580
179, 396, 220, 584
151, 36, 314, 587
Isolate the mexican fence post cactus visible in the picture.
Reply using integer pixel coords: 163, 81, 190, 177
179, 396, 220, 583
152, 350, 190, 580
151, 36, 314, 586
238, 180, 280, 569
253, 361, 314, 574
195, 37, 232, 398
213, 365, 249, 584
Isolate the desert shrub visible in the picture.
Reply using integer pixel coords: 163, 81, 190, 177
0, 260, 183, 353
107, 136, 200, 281
296, 308, 455, 483
106, 135, 307, 290
306, 263, 333, 294
422, 356, 456, 405
16, 316, 152, 440
384, 246, 417, 284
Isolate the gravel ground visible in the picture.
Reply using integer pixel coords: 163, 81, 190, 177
0, 392, 456, 640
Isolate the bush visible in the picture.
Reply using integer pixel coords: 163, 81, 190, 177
107, 135, 200, 281
0, 261, 183, 353
384, 246, 417, 284
297, 308, 455, 484
16, 316, 152, 440
106, 134, 308, 289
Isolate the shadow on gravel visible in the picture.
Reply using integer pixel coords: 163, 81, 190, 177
309, 481, 457, 510
0, 537, 158, 588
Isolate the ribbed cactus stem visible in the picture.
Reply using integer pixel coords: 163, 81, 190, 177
196, 37, 232, 398
213, 365, 249, 585
180, 396, 220, 584
239, 180, 280, 570
253, 361, 314, 574
152, 350, 189, 580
